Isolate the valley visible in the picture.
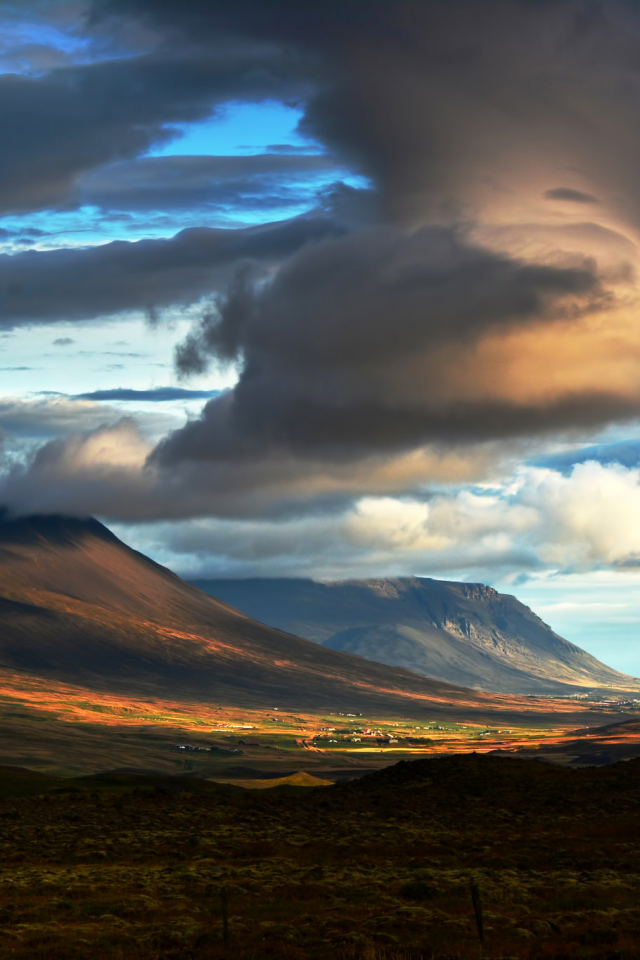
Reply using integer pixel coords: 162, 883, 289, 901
2, 515, 640, 780
0, 671, 638, 780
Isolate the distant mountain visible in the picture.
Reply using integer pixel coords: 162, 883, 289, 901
0, 514, 522, 717
191, 577, 640, 695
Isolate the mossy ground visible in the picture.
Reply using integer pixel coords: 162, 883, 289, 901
0, 755, 640, 957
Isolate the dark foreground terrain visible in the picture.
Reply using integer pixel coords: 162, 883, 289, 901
2, 755, 640, 958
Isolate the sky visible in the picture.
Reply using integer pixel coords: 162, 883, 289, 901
3, 0, 640, 673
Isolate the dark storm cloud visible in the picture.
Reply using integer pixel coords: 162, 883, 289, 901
0, 215, 342, 326
92, 1, 640, 466
0, 38, 309, 213
78, 153, 342, 212
96, 1, 640, 225
0, 41, 72, 76
157, 225, 611, 464
6, 0, 640, 524
93, 0, 431, 221
94, 0, 392, 51
157, 386, 638, 471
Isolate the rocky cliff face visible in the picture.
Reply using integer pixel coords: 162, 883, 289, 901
192, 576, 640, 695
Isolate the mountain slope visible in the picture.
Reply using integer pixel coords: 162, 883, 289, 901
190, 577, 640, 695
0, 514, 527, 717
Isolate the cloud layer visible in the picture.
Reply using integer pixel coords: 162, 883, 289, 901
0, 33, 308, 212
160, 224, 628, 474
77, 154, 345, 213
5, 0, 640, 587
109, 460, 640, 582
0, 216, 340, 326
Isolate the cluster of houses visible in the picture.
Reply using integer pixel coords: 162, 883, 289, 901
349, 727, 399, 745
312, 729, 400, 746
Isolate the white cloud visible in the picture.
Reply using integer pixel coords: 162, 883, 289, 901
341, 462, 640, 575
105, 460, 640, 584
343, 497, 447, 551
522, 462, 640, 567
3, 406, 640, 584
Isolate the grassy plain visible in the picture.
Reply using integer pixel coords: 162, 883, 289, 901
0, 672, 636, 779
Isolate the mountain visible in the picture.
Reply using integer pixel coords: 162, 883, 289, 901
190, 576, 640, 695
0, 514, 535, 718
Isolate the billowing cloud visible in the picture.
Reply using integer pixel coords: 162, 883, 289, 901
524, 462, 640, 569
340, 462, 640, 575
0, 418, 152, 517
159, 224, 636, 469
0, 414, 509, 521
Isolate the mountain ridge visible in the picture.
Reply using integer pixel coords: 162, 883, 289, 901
190, 575, 640, 695
0, 513, 519, 718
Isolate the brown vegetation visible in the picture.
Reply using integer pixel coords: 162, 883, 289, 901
1, 754, 640, 958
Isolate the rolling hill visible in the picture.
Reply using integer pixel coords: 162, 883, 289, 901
190, 576, 640, 695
